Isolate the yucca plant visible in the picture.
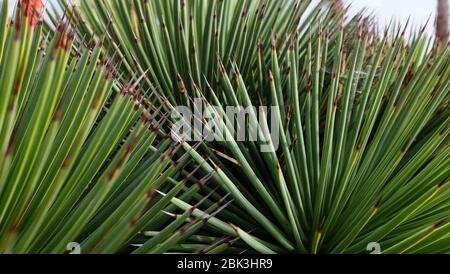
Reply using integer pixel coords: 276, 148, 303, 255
61, 0, 450, 254
3, 0, 449, 254
0, 0, 242, 254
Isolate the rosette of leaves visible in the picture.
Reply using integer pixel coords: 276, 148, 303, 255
0, 0, 240, 254
46, 0, 450, 254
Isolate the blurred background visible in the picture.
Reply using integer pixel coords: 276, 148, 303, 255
325, 0, 449, 39
344, 0, 445, 36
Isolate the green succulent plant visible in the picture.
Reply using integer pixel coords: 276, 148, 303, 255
1, 0, 449, 254
0, 0, 235, 254
62, 0, 450, 254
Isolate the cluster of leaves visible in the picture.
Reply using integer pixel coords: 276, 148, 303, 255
1, 0, 449, 254
0, 0, 237, 254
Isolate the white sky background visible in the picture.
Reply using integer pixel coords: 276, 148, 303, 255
341, 0, 441, 35
7, 0, 448, 36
